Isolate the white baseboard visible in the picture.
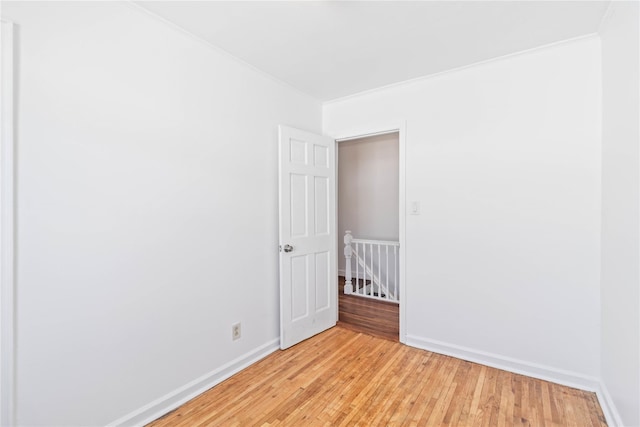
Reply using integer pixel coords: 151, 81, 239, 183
595, 382, 624, 427
107, 338, 280, 427
408, 334, 630, 426
405, 334, 600, 392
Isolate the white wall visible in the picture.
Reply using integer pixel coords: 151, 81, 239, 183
325, 37, 602, 383
600, 2, 640, 426
1, 2, 321, 425
0, 19, 15, 427
338, 133, 399, 273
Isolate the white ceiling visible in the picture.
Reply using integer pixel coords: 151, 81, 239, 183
136, 1, 610, 101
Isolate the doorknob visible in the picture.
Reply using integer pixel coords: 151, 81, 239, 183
283, 244, 294, 253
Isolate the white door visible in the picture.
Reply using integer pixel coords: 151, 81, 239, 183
279, 125, 336, 349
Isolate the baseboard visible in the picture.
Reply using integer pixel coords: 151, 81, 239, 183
405, 334, 600, 392
107, 338, 280, 427
595, 382, 624, 427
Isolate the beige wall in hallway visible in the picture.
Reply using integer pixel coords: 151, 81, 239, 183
338, 133, 399, 273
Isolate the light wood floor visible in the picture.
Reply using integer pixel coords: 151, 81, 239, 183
338, 276, 399, 341
148, 327, 606, 427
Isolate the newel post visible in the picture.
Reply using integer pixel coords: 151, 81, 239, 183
344, 230, 353, 294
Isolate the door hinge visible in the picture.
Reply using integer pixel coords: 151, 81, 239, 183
279, 245, 282, 253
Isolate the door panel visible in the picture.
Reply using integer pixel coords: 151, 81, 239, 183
290, 255, 309, 321
314, 177, 329, 235
290, 174, 308, 237
279, 126, 336, 349
315, 251, 330, 311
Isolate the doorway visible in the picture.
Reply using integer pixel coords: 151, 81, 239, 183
335, 129, 404, 342
278, 123, 406, 349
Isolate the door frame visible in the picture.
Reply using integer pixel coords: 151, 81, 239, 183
329, 121, 407, 344
1, 19, 16, 427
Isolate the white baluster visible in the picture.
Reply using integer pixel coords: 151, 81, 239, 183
386, 245, 389, 300
394, 246, 398, 301
362, 243, 366, 295
355, 242, 359, 294
378, 244, 382, 299
343, 231, 353, 294
369, 243, 374, 296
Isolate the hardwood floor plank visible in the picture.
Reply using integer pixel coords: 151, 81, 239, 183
148, 327, 607, 427
369, 349, 424, 425
443, 361, 474, 426
386, 351, 434, 426
585, 387, 608, 427
338, 276, 399, 341
450, 362, 478, 427
409, 356, 458, 426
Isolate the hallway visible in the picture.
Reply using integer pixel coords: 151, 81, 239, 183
338, 276, 399, 341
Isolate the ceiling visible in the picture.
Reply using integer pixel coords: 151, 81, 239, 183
136, 1, 610, 101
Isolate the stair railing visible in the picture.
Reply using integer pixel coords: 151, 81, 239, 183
343, 230, 399, 303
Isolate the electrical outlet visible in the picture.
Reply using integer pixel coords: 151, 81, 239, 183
232, 323, 241, 341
